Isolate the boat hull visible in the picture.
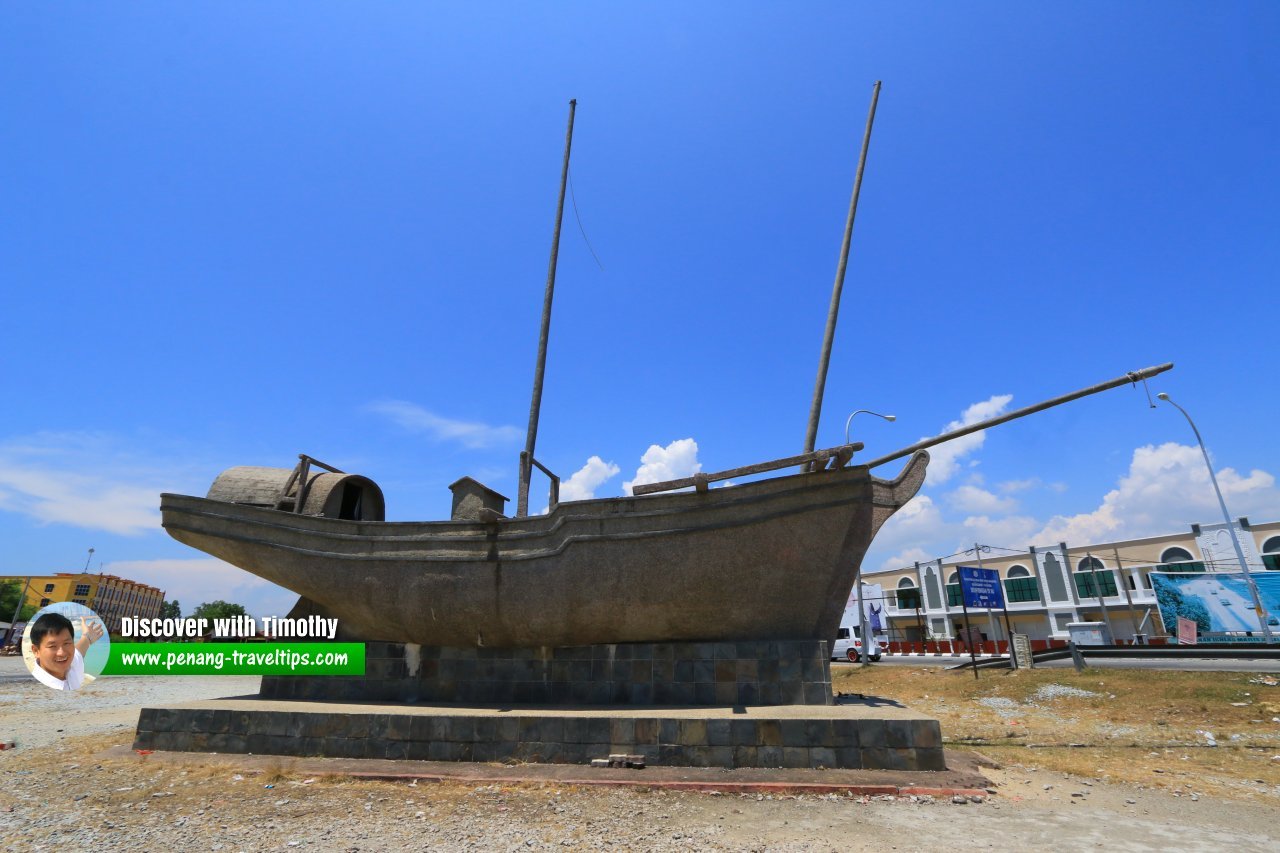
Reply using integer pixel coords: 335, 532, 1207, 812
160, 452, 928, 648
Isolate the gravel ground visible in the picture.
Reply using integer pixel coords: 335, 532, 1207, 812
0, 655, 260, 749
3, 659, 1279, 851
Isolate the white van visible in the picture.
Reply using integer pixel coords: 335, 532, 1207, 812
831, 625, 881, 662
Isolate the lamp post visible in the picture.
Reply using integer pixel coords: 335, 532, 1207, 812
844, 409, 896, 445
846, 409, 895, 665
1156, 392, 1273, 642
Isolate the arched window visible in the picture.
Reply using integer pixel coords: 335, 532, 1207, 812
1003, 564, 1039, 602
896, 577, 921, 609
1262, 536, 1280, 571
1158, 546, 1206, 573
1075, 556, 1118, 598
945, 571, 963, 607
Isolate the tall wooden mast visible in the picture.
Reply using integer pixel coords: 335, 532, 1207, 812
518, 99, 577, 517
802, 81, 881, 470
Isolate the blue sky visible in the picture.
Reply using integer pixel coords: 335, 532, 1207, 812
2, 4, 1277, 619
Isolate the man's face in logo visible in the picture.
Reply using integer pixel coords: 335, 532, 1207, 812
35, 628, 75, 680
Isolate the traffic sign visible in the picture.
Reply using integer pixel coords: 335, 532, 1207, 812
958, 566, 1005, 609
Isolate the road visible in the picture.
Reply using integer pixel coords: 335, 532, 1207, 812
835, 655, 1280, 672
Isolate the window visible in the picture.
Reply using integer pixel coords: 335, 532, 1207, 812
73, 599, 87, 605
945, 572, 963, 607
44, 583, 54, 593
896, 578, 921, 609
1262, 537, 1280, 570
1075, 557, 1119, 597
1161, 547, 1195, 563
836, 627, 850, 639
1004, 566, 1040, 603
1080, 568, 1121, 594
1157, 561, 1206, 574
1157, 546, 1206, 573
40, 598, 50, 607
74, 584, 91, 596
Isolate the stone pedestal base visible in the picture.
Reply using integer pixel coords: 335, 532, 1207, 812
132, 699, 944, 771
261, 640, 833, 706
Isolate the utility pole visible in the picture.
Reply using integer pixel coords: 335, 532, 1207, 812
973, 544, 999, 643
1113, 547, 1142, 641
855, 568, 869, 667
1085, 550, 1115, 641
1157, 393, 1274, 642
7, 576, 33, 627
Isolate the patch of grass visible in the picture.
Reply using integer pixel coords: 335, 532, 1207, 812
261, 759, 291, 785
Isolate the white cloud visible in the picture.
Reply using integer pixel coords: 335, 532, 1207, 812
0, 433, 196, 536
367, 401, 521, 449
0, 467, 159, 535
960, 514, 1041, 547
1031, 442, 1279, 545
109, 558, 300, 622
864, 440, 1280, 580
947, 485, 1018, 515
998, 477, 1040, 494
924, 395, 1013, 485
623, 438, 700, 496
877, 547, 933, 572
894, 494, 943, 528
559, 456, 620, 502
865, 494, 949, 558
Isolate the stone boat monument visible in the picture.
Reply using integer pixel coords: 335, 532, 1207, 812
132, 98, 1171, 771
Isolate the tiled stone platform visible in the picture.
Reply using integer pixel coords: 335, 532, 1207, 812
132, 699, 944, 770
260, 640, 833, 706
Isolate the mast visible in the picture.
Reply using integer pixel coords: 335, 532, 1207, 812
863, 363, 1175, 470
633, 363, 1174, 495
802, 81, 881, 471
518, 99, 577, 518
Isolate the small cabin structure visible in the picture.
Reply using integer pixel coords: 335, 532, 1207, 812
449, 477, 509, 521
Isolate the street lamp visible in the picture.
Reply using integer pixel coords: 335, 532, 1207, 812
845, 409, 896, 665
845, 409, 896, 445
1156, 392, 1274, 643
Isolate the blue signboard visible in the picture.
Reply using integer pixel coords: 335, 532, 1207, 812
959, 566, 1005, 609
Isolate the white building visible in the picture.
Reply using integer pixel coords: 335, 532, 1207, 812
864, 518, 1280, 643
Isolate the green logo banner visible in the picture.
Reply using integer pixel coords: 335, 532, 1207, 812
101, 643, 365, 676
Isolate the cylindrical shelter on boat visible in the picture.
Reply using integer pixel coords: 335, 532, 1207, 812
207, 466, 385, 521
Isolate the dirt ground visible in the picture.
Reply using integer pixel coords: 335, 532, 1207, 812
3, 659, 1280, 850
832, 662, 1280, 799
